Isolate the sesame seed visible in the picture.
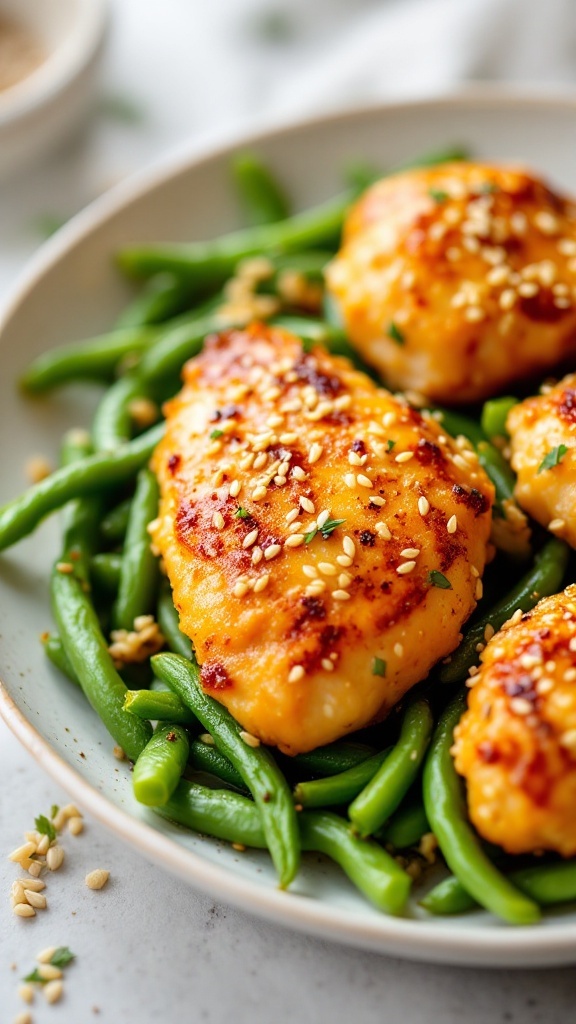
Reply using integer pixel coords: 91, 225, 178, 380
395, 451, 414, 464
321, 658, 334, 671
288, 665, 305, 683
44, 980, 64, 1005
233, 580, 250, 597
510, 697, 533, 716
239, 730, 261, 747
306, 580, 326, 595
274, 475, 287, 486
279, 432, 298, 445
9, 842, 37, 863
382, 411, 397, 428
318, 562, 338, 576
418, 496, 430, 516
13, 903, 35, 918
356, 473, 373, 488
334, 394, 352, 410
344, 472, 356, 488
332, 590, 351, 601
308, 443, 323, 464
342, 536, 356, 558
554, 296, 571, 308
253, 574, 270, 594
475, 578, 484, 600
288, 522, 302, 533
68, 816, 83, 835
24, 889, 47, 909
484, 624, 495, 642
534, 210, 559, 235
292, 466, 307, 481
55, 561, 74, 574
518, 281, 538, 298
446, 246, 461, 262
510, 211, 527, 234
242, 528, 259, 549
300, 496, 315, 514
266, 414, 284, 429
286, 508, 299, 524
284, 534, 305, 548
38, 963, 62, 980
251, 547, 263, 565
336, 554, 353, 567
401, 547, 420, 558
264, 544, 281, 561
338, 573, 352, 587
46, 845, 64, 871
302, 565, 318, 578
549, 518, 566, 533
277, 462, 290, 477
251, 485, 267, 501
348, 451, 365, 466
212, 511, 225, 530
447, 514, 458, 534
316, 510, 330, 528
375, 522, 392, 539
397, 561, 416, 575
369, 495, 386, 507
253, 452, 267, 470
487, 265, 510, 287
229, 480, 241, 498
394, 643, 404, 658
464, 306, 485, 323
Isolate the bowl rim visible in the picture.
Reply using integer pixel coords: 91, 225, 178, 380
3, 86, 576, 964
0, 0, 109, 126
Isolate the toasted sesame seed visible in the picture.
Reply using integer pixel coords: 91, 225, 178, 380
475, 578, 484, 600
336, 554, 353, 567
229, 480, 242, 499
263, 544, 281, 561
518, 281, 539, 298
356, 474, 373, 489
464, 306, 485, 323
397, 561, 416, 575
277, 463, 290, 479
285, 508, 299, 524
253, 574, 270, 593
251, 485, 267, 501
251, 547, 263, 565
344, 472, 356, 488
46, 845, 64, 871
37, 945, 57, 963
20, 878, 45, 893
44, 980, 64, 1005
375, 522, 392, 539
484, 624, 495, 642
212, 511, 225, 530
242, 528, 259, 549
316, 510, 330, 529
14, 1012, 32, 1024
394, 643, 404, 658
302, 565, 318, 578
395, 451, 414, 464
68, 816, 83, 836
498, 288, 516, 311
239, 730, 261, 748
13, 903, 35, 918
292, 466, 307, 481
338, 573, 352, 587
333, 590, 351, 601
334, 394, 352, 410
38, 963, 62, 980
233, 580, 250, 597
200, 733, 215, 746
321, 658, 334, 671
348, 451, 365, 466
343, 536, 355, 558
549, 518, 566, 533
300, 496, 315, 514
418, 496, 430, 516
288, 665, 305, 683
382, 411, 397, 428
306, 580, 326, 595
85, 868, 110, 890
510, 697, 533, 716
9, 842, 37, 863
318, 562, 338, 576
401, 547, 420, 558
308, 443, 323, 464
253, 452, 267, 470
24, 890, 47, 910
18, 981, 34, 1003
284, 534, 305, 548
447, 514, 458, 534
288, 522, 302, 533
534, 210, 559, 235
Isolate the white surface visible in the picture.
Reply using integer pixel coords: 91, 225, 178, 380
2, 0, 576, 1019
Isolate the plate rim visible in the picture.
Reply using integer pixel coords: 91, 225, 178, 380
3, 85, 576, 965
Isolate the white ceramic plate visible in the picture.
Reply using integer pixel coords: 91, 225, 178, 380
2, 90, 576, 968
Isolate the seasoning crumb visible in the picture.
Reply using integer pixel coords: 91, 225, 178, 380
24, 454, 52, 484
85, 869, 110, 891
112, 745, 126, 761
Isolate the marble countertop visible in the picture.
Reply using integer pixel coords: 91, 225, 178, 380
1, 2, 576, 1020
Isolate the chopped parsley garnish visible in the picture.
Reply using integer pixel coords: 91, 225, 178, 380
35, 814, 56, 843
304, 518, 346, 544
537, 444, 568, 474
387, 321, 405, 346
23, 969, 45, 983
50, 804, 59, 819
372, 656, 387, 677
428, 188, 449, 203
49, 947, 75, 968
386, 439, 396, 452
235, 507, 250, 519
428, 570, 452, 590
209, 429, 224, 440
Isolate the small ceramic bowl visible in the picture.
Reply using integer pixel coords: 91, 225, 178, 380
0, 0, 109, 178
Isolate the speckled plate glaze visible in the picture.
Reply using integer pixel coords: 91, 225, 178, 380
2, 89, 576, 967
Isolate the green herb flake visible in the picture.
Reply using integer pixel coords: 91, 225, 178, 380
387, 439, 396, 452
428, 570, 452, 590
304, 527, 318, 544
234, 507, 250, 519
50, 804, 59, 819
50, 947, 75, 968
319, 518, 346, 539
209, 429, 224, 440
387, 322, 405, 346
428, 188, 449, 203
372, 656, 387, 677
35, 814, 56, 843
23, 968, 45, 984
537, 444, 568, 474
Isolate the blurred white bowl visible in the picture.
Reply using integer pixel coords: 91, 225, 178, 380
0, 0, 109, 178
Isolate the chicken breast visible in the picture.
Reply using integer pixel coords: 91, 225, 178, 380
151, 324, 494, 754
326, 162, 576, 404
508, 374, 576, 547
453, 587, 576, 857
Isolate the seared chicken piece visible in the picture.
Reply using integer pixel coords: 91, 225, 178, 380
151, 324, 493, 754
508, 374, 576, 547
454, 587, 576, 857
326, 163, 576, 404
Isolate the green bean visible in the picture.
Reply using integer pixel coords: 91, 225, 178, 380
157, 782, 411, 914
115, 274, 193, 329
20, 326, 158, 393
377, 798, 430, 849
133, 723, 190, 806
440, 538, 570, 684
90, 552, 122, 592
156, 580, 193, 659
188, 738, 248, 791
117, 191, 353, 290
0, 421, 164, 553
349, 701, 433, 836
51, 435, 151, 763
151, 651, 300, 888
137, 311, 231, 384
270, 314, 347, 349
476, 440, 517, 506
124, 688, 197, 725
100, 497, 132, 542
343, 145, 470, 194
293, 749, 391, 808
42, 633, 80, 686
481, 397, 518, 440
298, 810, 411, 915
232, 151, 290, 225
322, 292, 344, 331
292, 740, 376, 777
423, 692, 540, 925
422, 859, 576, 916
113, 468, 160, 630
257, 250, 331, 295
430, 407, 486, 447
91, 375, 142, 452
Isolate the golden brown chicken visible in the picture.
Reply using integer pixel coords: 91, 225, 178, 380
151, 323, 494, 753
326, 162, 576, 404
454, 587, 576, 857
508, 374, 576, 547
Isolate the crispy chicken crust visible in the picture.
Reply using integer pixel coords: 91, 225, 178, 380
326, 163, 576, 403
508, 374, 576, 547
454, 587, 576, 857
151, 324, 493, 753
